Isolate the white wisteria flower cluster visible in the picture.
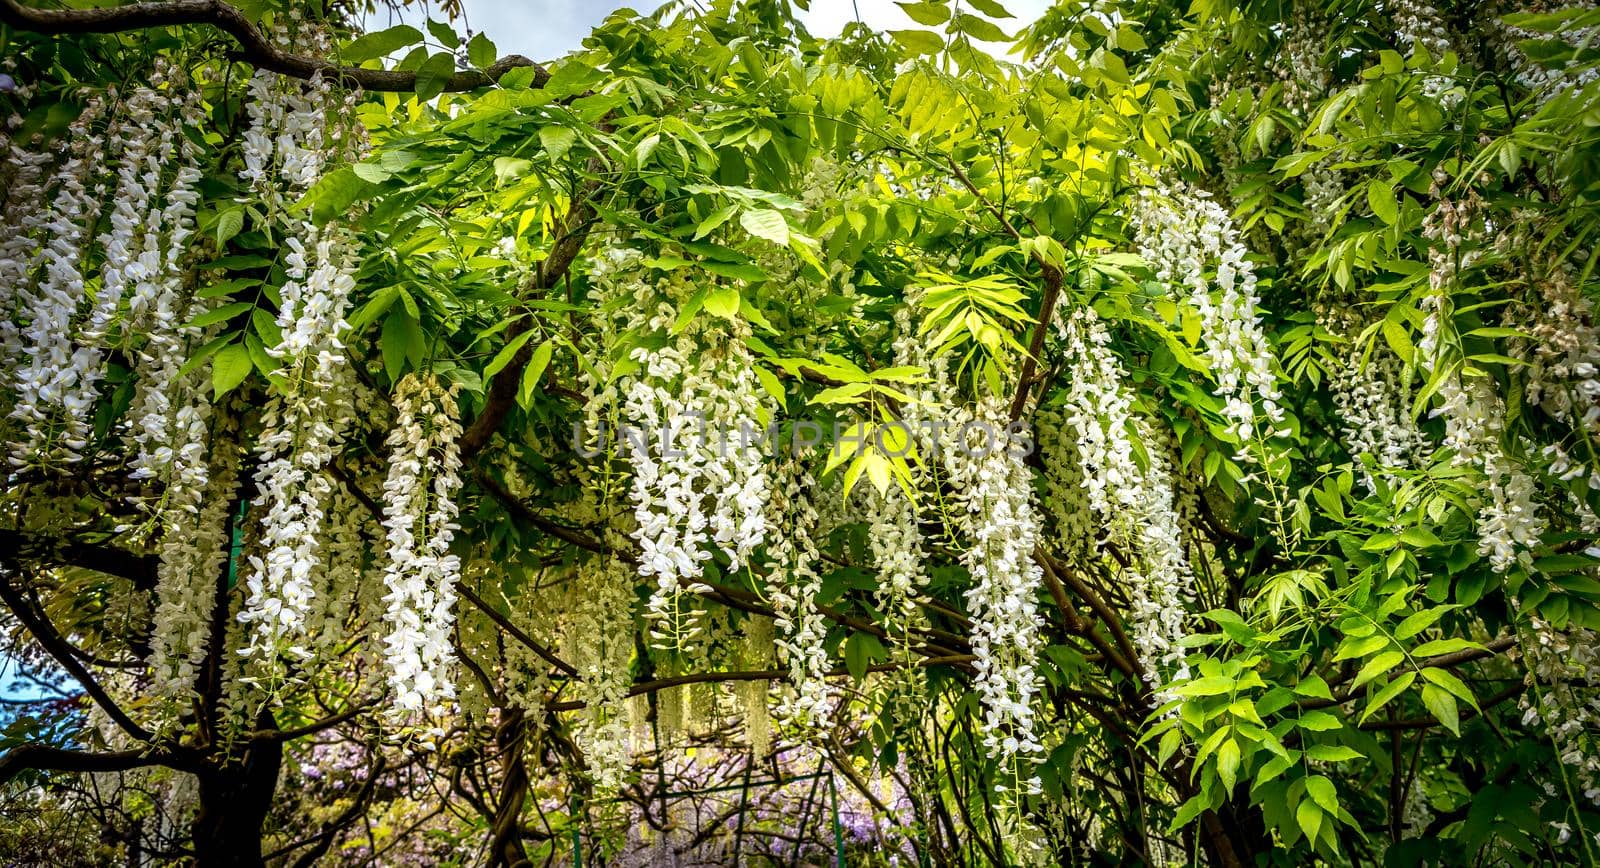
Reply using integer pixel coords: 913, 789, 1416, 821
1331, 341, 1425, 492
1425, 311, 1546, 573
563, 557, 637, 792
764, 462, 835, 729
236, 70, 363, 673
147, 407, 244, 702
1130, 182, 1284, 447
866, 484, 930, 630
378, 374, 466, 717
1420, 200, 1548, 573
590, 249, 773, 649
0, 113, 52, 388
1516, 259, 1600, 448
1052, 307, 1195, 687
6, 95, 112, 465
1520, 616, 1600, 807
943, 398, 1046, 778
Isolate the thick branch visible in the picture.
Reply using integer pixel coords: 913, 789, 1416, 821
460, 174, 602, 457
0, 743, 188, 785
0, 0, 547, 92
0, 527, 156, 590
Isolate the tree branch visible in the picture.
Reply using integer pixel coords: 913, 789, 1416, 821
457, 581, 579, 678
0, 743, 191, 785
0, 573, 154, 744
0, 527, 156, 590
460, 173, 603, 457
0, 0, 547, 92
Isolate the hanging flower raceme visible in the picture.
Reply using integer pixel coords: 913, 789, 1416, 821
942, 398, 1045, 781
563, 557, 636, 792
867, 484, 930, 629
765, 461, 834, 729
1331, 340, 1425, 492
0, 117, 52, 392
1130, 182, 1284, 448
6, 93, 118, 465
588, 250, 773, 650
147, 406, 244, 702
235, 70, 363, 673
1520, 616, 1600, 807
1051, 308, 1195, 687
1420, 199, 1548, 573
378, 373, 465, 717
124, 83, 211, 491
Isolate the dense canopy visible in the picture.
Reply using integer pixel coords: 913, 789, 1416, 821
1, 0, 1599, 864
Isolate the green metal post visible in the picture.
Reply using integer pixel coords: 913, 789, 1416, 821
830, 772, 845, 868
571, 791, 582, 867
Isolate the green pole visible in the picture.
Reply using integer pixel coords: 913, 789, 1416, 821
570, 791, 582, 868
226, 500, 249, 589
830, 772, 844, 868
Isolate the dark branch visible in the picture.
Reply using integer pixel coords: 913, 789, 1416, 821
460, 172, 603, 457
457, 582, 579, 678
0, 0, 548, 92
0, 573, 155, 744
0, 743, 191, 785
0, 527, 156, 590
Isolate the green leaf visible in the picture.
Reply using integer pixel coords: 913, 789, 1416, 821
344, 25, 424, 63
1333, 633, 1390, 661
1303, 744, 1362, 762
1420, 684, 1459, 735
1295, 798, 1324, 845
186, 301, 253, 329
484, 329, 536, 380
1361, 671, 1417, 723
211, 343, 253, 397
844, 633, 882, 680
467, 32, 497, 67
1296, 710, 1343, 732
1352, 650, 1404, 689
896, 1, 950, 25
1395, 607, 1447, 640
426, 18, 460, 49
1367, 178, 1399, 224
1173, 675, 1234, 697
381, 310, 421, 382
890, 29, 944, 54
693, 204, 739, 240
415, 51, 458, 102
517, 340, 555, 409
951, 13, 1010, 42
351, 161, 391, 183
705, 286, 742, 320
1420, 666, 1478, 709
296, 167, 378, 225
1216, 739, 1240, 793
1305, 775, 1339, 815
540, 126, 577, 162
1169, 794, 1207, 833
214, 208, 244, 247
1412, 637, 1481, 657
740, 208, 790, 245
966, 0, 1013, 17
493, 157, 533, 184
1294, 674, 1334, 700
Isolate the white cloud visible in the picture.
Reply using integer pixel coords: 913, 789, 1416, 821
365, 0, 1050, 63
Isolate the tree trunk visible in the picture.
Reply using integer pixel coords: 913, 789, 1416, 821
190, 719, 282, 868
488, 707, 532, 868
